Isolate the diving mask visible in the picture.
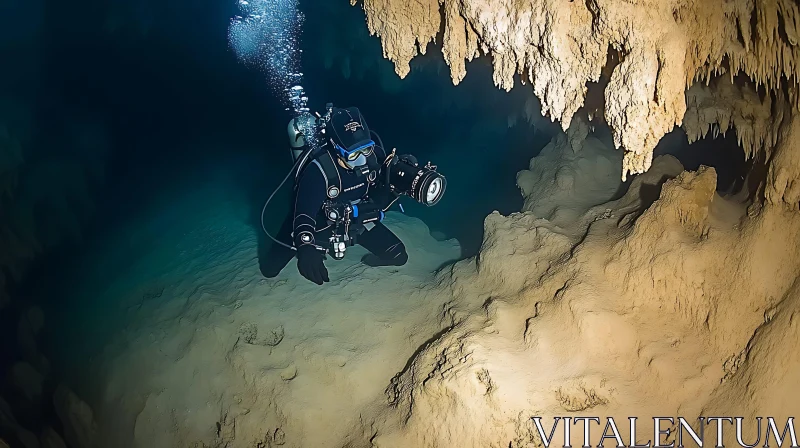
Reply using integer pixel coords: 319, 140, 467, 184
334, 140, 375, 162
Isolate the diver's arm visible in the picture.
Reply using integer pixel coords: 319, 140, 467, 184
368, 139, 399, 211
293, 166, 327, 248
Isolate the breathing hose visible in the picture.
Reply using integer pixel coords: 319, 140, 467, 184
260, 146, 314, 251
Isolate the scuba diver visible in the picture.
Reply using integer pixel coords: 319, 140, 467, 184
259, 104, 447, 285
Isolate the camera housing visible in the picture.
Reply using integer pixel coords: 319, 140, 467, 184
385, 154, 447, 207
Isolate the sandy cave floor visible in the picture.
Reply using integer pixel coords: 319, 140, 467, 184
49, 179, 460, 448
42, 140, 800, 448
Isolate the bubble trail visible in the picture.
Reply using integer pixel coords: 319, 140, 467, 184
228, 0, 309, 115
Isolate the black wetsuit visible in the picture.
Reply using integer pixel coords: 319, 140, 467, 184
259, 144, 408, 279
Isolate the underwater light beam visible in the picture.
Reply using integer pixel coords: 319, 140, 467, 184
228, 0, 310, 116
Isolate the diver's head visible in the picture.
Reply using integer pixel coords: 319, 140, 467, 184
327, 106, 375, 169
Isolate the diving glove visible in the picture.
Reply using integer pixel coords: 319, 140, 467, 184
296, 245, 329, 285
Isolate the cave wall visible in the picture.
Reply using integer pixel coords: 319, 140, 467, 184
1, 0, 111, 446
1, 0, 111, 306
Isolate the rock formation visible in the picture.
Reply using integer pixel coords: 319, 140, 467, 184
53, 385, 98, 448
516, 116, 623, 227
351, 114, 800, 446
0, 95, 105, 448
351, 0, 800, 179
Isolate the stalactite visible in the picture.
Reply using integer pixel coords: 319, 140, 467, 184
683, 78, 788, 163
351, 0, 800, 180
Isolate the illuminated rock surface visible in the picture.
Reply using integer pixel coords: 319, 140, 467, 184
353, 0, 800, 179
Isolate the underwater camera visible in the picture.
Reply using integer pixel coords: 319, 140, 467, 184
385, 153, 447, 207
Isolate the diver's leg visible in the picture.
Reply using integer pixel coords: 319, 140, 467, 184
357, 223, 408, 267
259, 214, 297, 278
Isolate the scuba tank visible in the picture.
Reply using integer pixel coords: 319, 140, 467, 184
261, 105, 334, 251
287, 103, 334, 162
286, 111, 316, 162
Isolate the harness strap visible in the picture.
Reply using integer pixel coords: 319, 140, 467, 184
295, 147, 381, 225
317, 151, 342, 198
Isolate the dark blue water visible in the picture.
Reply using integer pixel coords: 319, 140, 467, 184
40, 0, 553, 263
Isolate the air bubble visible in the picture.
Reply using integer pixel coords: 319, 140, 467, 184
228, 0, 310, 117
